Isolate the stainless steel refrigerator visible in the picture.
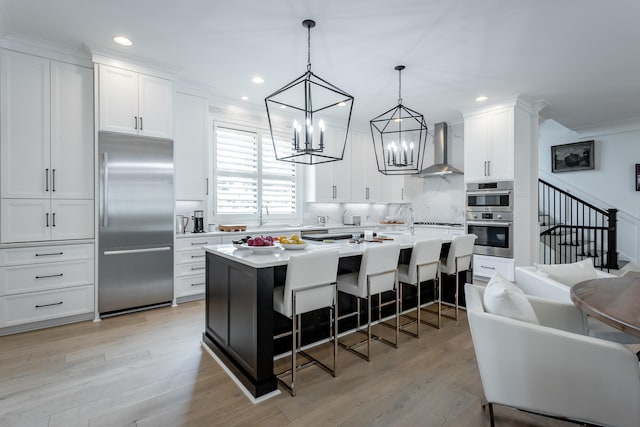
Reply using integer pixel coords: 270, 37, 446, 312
98, 132, 174, 315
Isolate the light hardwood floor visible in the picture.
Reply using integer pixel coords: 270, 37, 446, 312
0, 301, 578, 427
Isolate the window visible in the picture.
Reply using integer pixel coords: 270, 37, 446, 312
213, 122, 299, 222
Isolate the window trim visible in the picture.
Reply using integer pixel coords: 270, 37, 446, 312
209, 119, 302, 226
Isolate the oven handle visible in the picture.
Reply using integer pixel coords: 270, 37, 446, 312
466, 190, 512, 197
467, 221, 512, 227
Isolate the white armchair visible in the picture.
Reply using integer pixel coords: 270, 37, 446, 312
465, 283, 640, 427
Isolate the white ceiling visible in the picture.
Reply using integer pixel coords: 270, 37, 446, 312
2, 0, 639, 131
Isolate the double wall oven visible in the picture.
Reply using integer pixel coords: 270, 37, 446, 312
466, 181, 513, 258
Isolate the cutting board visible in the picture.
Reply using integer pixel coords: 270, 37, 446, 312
218, 224, 247, 232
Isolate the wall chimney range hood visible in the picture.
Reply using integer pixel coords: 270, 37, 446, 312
417, 122, 463, 177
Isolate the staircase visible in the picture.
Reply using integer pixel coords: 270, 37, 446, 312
539, 179, 618, 271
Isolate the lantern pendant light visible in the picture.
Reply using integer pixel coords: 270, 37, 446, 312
265, 19, 354, 165
370, 65, 428, 175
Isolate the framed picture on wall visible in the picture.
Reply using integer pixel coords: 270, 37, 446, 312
636, 164, 640, 191
551, 140, 595, 173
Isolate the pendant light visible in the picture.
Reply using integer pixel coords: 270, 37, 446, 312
370, 65, 428, 175
265, 19, 354, 165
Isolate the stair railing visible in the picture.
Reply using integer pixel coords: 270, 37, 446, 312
539, 179, 618, 271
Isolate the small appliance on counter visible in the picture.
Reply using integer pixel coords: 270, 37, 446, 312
193, 210, 205, 233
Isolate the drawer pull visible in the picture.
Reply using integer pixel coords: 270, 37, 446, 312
190, 267, 205, 271
35, 252, 64, 257
480, 265, 496, 270
35, 273, 64, 279
190, 242, 209, 246
191, 282, 205, 287
35, 301, 63, 308
190, 255, 205, 258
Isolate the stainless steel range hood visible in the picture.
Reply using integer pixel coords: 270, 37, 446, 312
417, 122, 463, 177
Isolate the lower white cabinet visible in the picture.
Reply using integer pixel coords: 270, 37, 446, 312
174, 235, 221, 302
473, 254, 515, 281
0, 243, 94, 333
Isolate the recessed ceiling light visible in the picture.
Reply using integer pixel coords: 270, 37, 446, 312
113, 36, 133, 47
476, 96, 488, 102
251, 76, 264, 84
241, 96, 248, 101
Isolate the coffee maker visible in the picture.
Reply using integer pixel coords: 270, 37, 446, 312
192, 210, 205, 233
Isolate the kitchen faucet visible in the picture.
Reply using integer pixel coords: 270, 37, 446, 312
408, 207, 415, 236
259, 204, 269, 227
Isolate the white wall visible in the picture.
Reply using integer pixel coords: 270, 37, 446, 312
538, 118, 640, 263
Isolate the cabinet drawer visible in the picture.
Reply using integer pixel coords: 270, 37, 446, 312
0, 244, 94, 267
175, 237, 220, 252
174, 274, 206, 298
0, 284, 94, 327
0, 259, 94, 296
473, 255, 514, 281
175, 262, 205, 277
175, 250, 206, 265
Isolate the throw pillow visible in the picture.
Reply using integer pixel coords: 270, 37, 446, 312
483, 272, 540, 324
535, 258, 597, 286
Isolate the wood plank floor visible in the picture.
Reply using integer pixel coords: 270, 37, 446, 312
0, 302, 579, 427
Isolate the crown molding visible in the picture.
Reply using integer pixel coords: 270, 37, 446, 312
459, 94, 547, 118
571, 117, 640, 138
88, 43, 180, 80
0, 33, 92, 67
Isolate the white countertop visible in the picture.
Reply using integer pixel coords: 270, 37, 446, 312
203, 232, 451, 268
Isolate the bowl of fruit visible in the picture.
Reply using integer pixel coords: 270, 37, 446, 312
241, 235, 279, 254
232, 236, 253, 249
278, 234, 308, 250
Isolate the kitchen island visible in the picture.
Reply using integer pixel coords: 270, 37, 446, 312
202, 234, 453, 399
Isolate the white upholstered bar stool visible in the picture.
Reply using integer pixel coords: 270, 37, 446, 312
440, 234, 477, 322
337, 243, 401, 362
273, 250, 340, 396
397, 238, 443, 337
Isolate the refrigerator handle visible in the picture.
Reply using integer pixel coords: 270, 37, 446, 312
103, 247, 172, 256
102, 153, 109, 227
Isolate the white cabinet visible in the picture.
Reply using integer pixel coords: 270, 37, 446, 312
175, 92, 208, 200
305, 125, 352, 202
0, 50, 94, 243
463, 107, 514, 182
174, 235, 221, 302
0, 243, 94, 334
98, 64, 174, 138
380, 175, 410, 203
350, 130, 380, 202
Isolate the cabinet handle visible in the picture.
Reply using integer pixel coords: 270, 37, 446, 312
480, 265, 495, 270
191, 282, 205, 287
36, 252, 63, 257
52, 169, 56, 192
139, 117, 143, 130
45, 213, 49, 227
45, 168, 49, 192
401, 188, 404, 201
102, 153, 109, 227
190, 255, 205, 258
190, 266, 205, 271
35, 273, 64, 279
35, 301, 63, 308
333, 185, 337, 199
52, 212, 56, 227
206, 178, 209, 195
366, 187, 369, 200
190, 242, 209, 246
487, 160, 491, 176
134, 116, 138, 130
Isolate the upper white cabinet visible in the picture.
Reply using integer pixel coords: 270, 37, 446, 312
463, 106, 514, 182
380, 175, 410, 203
0, 49, 94, 243
305, 125, 352, 203
175, 92, 208, 200
350, 130, 380, 203
98, 64, 174, 138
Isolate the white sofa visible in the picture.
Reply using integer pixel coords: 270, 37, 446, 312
515, 265, 640, 344
465, 283, 640, 427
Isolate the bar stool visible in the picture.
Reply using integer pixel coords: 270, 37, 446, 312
337, 243, 401, 362
273, 250, 340, 396
397, 238, 443, 337
440, 234, 477, 321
